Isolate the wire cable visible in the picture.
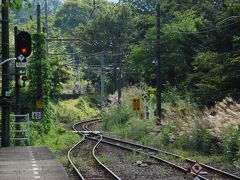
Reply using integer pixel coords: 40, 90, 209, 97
168, 16, 240, 35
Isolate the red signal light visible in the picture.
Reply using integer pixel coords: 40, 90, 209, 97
16, 31, 32, 58
21, 48, 27, 54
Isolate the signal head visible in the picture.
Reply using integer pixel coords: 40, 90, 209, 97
16, 31, 32, 58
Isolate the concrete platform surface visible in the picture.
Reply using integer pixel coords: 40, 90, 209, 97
0, 146, 69, 180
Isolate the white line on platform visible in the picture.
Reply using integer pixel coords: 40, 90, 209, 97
33, 167, 39, 170
32, 164, 38, 167
33, 176, 41, 179
34, 171, 39, 175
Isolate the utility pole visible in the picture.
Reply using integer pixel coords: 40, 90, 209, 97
44, 0, 49, 55
156, 0, 161, 125
77, 66, 81, 95
1, 0, 10, 147
100, 53, 104, 110
117, 56, 122, 107
37, 4, 41, 33
113, 63, 117, 93
44, 0, 48, 36
14, 27, 20, 146
93, 0, 96, 10
117, 3, 125, 107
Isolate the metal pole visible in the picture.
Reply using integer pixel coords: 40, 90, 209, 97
27, 113, 30, 145
44, 0, 49, 55
100, 53, 104, 110
77, 66, 81, 95
117, 4, 124, 107
14, 27, 21, 146
113, 63, 117, 93
44, 0, 48, 36
37, 4, 41, 33
156, 0, 161, 125
117, 60, 121, 107
1, 0, 10, 147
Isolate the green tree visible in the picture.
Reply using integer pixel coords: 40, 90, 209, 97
49, 56, 74, 99
76, 4, 134, 54
54, 0, 92, 35
186, 1, 240, 105
28, 33, 51, 108
123, 0, 155, 14
3, 0, 32, 9
128, 9, 204, 87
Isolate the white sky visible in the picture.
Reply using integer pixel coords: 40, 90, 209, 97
106, 0, 119, 2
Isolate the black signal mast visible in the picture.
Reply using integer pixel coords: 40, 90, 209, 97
156, 0, 161, 125
1, 0, 10, 147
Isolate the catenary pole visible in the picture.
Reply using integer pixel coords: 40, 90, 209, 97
156, 0, 161, 125
100, 53, 105, 110
44, 0, 49, 55
1, 0, 10, 147
117, 2, 124, 108
37, 4, 41, 33
44, 0, 48, 36
113, 63, 117, 93
117, 53, 121, 107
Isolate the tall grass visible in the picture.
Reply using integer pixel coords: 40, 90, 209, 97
222, 126, 240, 162
50, 96, 99, 123
30, 95, 100, 169
102, 85, 240, 165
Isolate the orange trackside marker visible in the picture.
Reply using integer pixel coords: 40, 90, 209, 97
132, 98, 140, 111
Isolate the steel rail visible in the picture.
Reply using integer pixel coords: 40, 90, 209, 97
100, 134, 240, 179
84, 119, 240, 180
71, 119, 121, 180
82, 120, 201, 179
67, 136, 86, 180
88, 135, 189, 172
67, 121, 88, 180
92, 135, 121, 180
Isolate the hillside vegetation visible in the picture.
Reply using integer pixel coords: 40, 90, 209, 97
102, 86, 240, 166
1, 0, 240, 168
30, 96, 99, 167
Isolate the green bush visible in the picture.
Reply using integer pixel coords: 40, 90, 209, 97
222, 126, 240, 162
32, 123, 79, 153
174, 133, 191, 149
102, 105, 134, 131
189, 128, 219, 154
159, 122, 177, 146
50, 97, 99, 123
124, 117, 154, 141
162, 83, 181, 106
174, 127, 221, 154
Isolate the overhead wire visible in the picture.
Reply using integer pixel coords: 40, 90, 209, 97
168, 16, 240, 35
48, 2, 240, 64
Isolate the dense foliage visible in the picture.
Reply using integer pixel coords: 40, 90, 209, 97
4, 0, 240, 107
46, 0, 240, 106
103, 86, 240, 165
1, 0, 240, 166
28, 34, 51, 106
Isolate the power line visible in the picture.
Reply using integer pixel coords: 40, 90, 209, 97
168, 16, 240, 35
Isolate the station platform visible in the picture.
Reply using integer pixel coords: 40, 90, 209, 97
0, 146, 69, 180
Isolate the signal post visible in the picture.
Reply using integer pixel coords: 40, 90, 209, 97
14, 27, 32, 145
1, 0, 10, 147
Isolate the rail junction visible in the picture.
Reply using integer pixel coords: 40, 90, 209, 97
68, 119, 240, 180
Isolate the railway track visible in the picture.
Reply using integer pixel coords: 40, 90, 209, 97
73, 118, 240, 180
68, 119, 121, 180
71, 119, 190, 179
